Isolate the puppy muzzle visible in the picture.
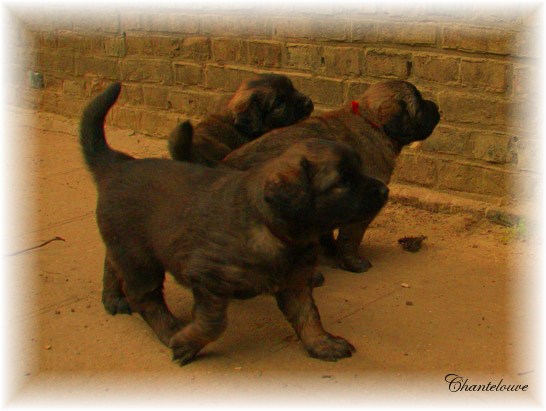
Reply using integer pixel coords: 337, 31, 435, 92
360, 177, 389, 215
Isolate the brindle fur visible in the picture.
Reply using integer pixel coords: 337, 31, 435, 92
168, 74, 313, 166
220, 80, 441, 273
80, 82, 388, 365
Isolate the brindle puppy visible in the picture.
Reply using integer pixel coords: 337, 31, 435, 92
168, 73, 313, 166
217, 80, 441, 273
80, 83, 388, 365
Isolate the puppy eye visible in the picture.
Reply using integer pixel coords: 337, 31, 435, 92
273, 96, 285, 108
335, 175, 352, 188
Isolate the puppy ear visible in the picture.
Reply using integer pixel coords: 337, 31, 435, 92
264, 158, 313, 220
383, 99, 417, 145
229, 93, 265, 137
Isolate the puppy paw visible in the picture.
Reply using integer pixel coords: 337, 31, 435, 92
102, 295, 132, 315
306, 334, 356, 362
309, 271, 325, 288
336, 254, 372, 273
170, 336, 201, 366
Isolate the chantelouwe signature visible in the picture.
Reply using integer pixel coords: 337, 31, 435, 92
445, 374, 529, 392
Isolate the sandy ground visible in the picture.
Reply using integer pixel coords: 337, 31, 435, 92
1, 107, 543, 409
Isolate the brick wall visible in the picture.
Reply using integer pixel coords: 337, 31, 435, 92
6, 5, 542, 207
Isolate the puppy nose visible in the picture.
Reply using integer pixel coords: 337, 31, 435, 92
303, 98, 314, 113
373, 184, 389, 201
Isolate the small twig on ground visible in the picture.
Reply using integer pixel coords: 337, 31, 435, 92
5, 236, 66, 257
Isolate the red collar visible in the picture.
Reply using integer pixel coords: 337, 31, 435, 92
351, 100, 381, 130
264, 222, 298, 247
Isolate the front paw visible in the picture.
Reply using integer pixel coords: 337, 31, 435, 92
309, 271, 325, 288
305, 334, 356, 361
336, 253, 372, 273
170, 336, 201, 366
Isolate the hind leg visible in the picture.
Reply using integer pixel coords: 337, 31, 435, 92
170, 286, 229, 366
107, 251, 185, 346
122, 269, 185, 346
102, 256, 132, 315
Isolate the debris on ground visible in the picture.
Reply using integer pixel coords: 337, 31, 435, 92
398, 236, 427, 252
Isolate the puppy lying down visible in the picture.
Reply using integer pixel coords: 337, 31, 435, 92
80, 83, 388, 365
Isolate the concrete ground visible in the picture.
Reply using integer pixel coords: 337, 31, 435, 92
2, 108, 542, 409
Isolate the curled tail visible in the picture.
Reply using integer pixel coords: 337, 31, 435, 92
168, 121, 194, 162
80, 82, 133, 179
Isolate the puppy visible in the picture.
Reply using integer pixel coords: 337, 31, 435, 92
215, 80, 441, 273
80, 83, 388, 365
168, 73, 314, 166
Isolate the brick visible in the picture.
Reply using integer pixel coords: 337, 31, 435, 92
174, 62, 204, 86
112, 106, 140, 130
392, 153, 436, 187
84, 78, 111, 98
58, 32, 103, 54
323, 46, 362, 77
247, 41, 283, 68
62, 79, 86, 97
283, 44, 323, 72
377, 22, 437, 46
436, 160, 509, 197
180, 37, 211, 61
140, 110, 179, 136
142, 85, 170, 109
211, 38, 247, 64
291, 75, 344, 106
442, 26, 516, 55
420, 125, 472, 157
460, 59, 509, 93
150, 37, 182, 58
103, 36, 126, 57
351, 21, 378, 42
38, 31, 57, 49
37, 50, 75, 76
272, 17, 348, 41
40, 91, 86, 118
412, 54, 460, 84
201, 15, 270, 37
471, 132, 515, 164
204, 65, 256, 92
75, 55, 120, 79
41, 75, 63, 91
366, 49, 411, 79
438, 91, 513, 128
118, 83, 143, 105
121, 58, 173, 84
168, 89, 230, 117
125, 36, 183, 58
125, 35, 154, 55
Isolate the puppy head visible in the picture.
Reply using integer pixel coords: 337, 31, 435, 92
262, 139, 388, 232
361, 80, 440, 146
228, 74, 314, 138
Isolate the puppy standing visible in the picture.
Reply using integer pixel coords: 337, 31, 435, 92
168, 73, 313, 166
80, 83, 388, 365
200, 80, 441, 273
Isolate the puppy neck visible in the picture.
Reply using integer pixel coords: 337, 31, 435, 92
349, 100, 382, 130
349, 101, 403, 155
